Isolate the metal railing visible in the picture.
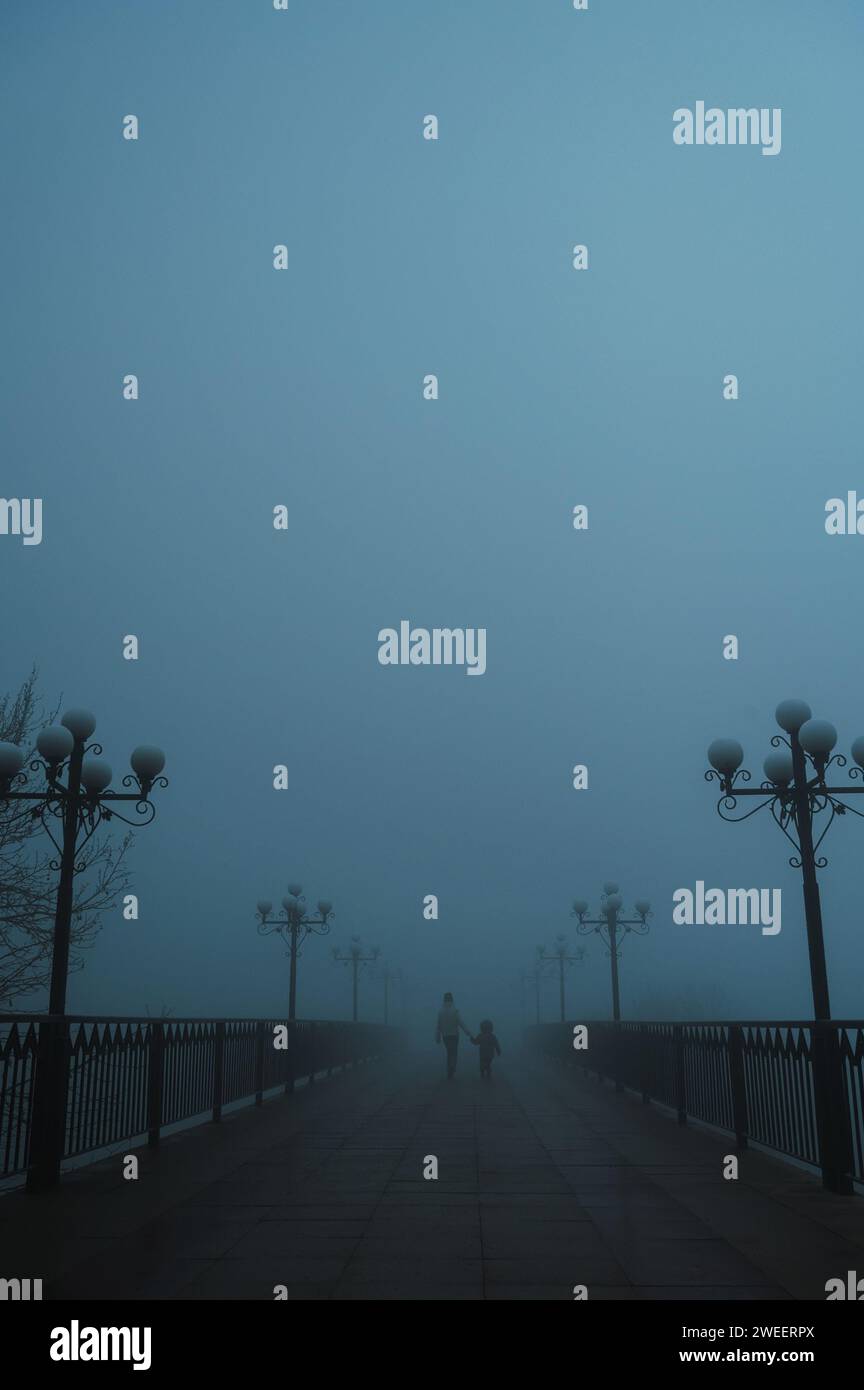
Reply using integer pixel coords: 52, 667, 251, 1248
0, 1014, 400, 1191
527, 1019, 864, 1194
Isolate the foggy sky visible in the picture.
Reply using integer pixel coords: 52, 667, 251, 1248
2, 0, 863, 1037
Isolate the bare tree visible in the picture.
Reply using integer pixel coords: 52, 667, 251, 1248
0, 669, 133, 1008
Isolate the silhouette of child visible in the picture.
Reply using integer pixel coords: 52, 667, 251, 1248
471, 1020, 501, 1079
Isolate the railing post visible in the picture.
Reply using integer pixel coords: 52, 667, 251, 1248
307, 1022, 317, 1084
728, 1024, 748, 1150
212, 1021, 225, 1123
811, 1022, 854, 1194
147, 1021, 165, 1147
614, 1022, 624, 1093
285, 1022, 295, 1093
640, 1027, 650, 1104
254, 1020, 265, 1106
674, 1024, 686, 1126
601, 1023, 613, 1084
26, 1017, 68, 1194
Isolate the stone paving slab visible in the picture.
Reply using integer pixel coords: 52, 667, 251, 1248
2, 1052, 863, 1300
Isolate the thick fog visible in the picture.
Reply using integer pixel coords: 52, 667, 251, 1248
3, 1, 862, 1041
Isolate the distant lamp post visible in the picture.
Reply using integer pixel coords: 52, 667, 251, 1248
372, 963, 401, 1024
519, 963, 545, 1025
572, 883, 651, 1022
256, 884, 334, 1021
706, 699, 864, 1023
0, 709, 167, 1016
537, 934, 587, 1021
332, 936, 380, 1021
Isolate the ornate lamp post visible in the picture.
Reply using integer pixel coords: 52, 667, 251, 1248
705, 698, 864, 1193
537, 935, 586, 1021
256, 884, 334, 1022
0, 708, 167, 1017
0, 707, 166, 1193
571, 882, 651, 1022
332, 936, 379, 1022
705, 699, 864, 1023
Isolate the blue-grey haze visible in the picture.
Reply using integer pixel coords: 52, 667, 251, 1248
1, 0, 862, 1038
